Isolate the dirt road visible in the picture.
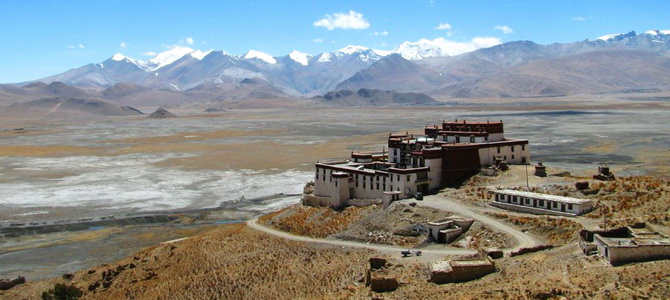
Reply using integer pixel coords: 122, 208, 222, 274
247, 194, 541, 257
406, 194, 541, 252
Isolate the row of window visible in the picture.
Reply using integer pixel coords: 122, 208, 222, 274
496, 145, 526, 154
316, 168, 411, 183
496, 194, 574, 210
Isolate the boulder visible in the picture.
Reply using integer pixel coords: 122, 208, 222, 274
575, 181, 589, 190
369, 276, 399, 293
369, 257, 387, 269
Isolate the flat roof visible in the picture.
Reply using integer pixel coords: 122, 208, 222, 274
496, 189, 593, 205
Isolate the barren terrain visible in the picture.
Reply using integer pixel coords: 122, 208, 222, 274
1, 95, 669, 298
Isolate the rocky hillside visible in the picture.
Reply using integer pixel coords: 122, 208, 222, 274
315, 88, 437, 106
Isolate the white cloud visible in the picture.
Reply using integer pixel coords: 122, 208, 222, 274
142, 51, 157, 56
494, 25, 513, 34
371, 31, 389, 36
313, 38, 324, 43
68, 45, 75, 49
185, 37, 194, 45
314, 10, 370, 30
120, 41, 127, 49
435, 23, 452, 30
572, 16, 586, 21
78, 43, 85, 49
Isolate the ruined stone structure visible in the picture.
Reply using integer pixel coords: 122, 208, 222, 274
313, 120, 530, 207
426, 216, 474, 243
580, 223, 670, 266
491, 189, 594, 217
430, 257, 496, 284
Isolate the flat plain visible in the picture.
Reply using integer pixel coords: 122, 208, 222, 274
0, 94, 668, 290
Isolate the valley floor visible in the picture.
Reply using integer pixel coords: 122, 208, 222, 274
0, 95, 669, 298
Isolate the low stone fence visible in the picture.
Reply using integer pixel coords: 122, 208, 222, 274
300, 194, 332, 207
510, 244, 554, 257
347, 198, 382, 207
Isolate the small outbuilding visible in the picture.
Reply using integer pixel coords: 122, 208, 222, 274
579, 223, 670, 266
427, 216, 474, 243
491, 189, 594, 217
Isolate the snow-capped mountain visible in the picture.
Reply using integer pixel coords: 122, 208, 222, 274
243, 50, 277, 64
594, 30, 670, 44
26, 29, 670, 102
135, 46, 207, 72
392, 39, 453, 60
287, 50, 311, 66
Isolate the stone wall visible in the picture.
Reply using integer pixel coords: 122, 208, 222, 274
301, 194, 332, 207
605, 242, 670, 266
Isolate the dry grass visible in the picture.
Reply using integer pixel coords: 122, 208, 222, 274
585, 176, 670, 227
485, 212, 583, 245
260, 205, 375, 238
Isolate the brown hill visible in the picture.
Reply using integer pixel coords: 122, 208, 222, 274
1, 98, 143, 118
147, 108, 177, 118
1, 224, 371, 299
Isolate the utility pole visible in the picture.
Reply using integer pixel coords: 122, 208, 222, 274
525, 163, 530, 191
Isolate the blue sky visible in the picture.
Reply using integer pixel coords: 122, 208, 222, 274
0, 0, 668, 83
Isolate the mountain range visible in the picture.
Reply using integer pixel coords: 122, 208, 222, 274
2, 30, 670, 110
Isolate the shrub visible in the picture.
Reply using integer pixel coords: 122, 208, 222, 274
41, 283, 83, 300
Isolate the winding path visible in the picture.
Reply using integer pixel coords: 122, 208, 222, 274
413, 194, 540, 252
247, 193, 540, 257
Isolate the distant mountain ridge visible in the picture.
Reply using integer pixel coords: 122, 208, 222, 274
9, 29, 670, 103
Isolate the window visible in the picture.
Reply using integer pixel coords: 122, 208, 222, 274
316, 172, 319, 180
497, 147, 501, 153
512, 155, 515, 160
568, 204, 573, 210
525, 198, 529, 205
539, 200, 544, 206
553, 202, 558, 208
335, 180, 337, 186
522, 145, 525, 151
376, 183, 379, 190
356, 181, 358, 187
397, 175, 400, 181
406, 175, 411, 182
511, 145, 515, 152
470, 136, 475, 143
